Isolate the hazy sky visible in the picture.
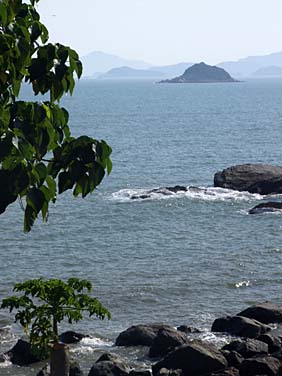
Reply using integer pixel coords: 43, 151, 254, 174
38, 0, 282, 65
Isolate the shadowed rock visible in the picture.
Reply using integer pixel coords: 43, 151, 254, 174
249, 202, 282, 214
211, 315, 270, 338
222, 339, 268, 358
152, 340, 228, 376
214, 164, 282, 194
148, 327, 189, 358
116, 324, 173, 346
239, 356, 282, 376
238, 302, 282, 324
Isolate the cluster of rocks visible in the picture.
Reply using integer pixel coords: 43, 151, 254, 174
214, 164, 282, 214
3, 302, 282, 375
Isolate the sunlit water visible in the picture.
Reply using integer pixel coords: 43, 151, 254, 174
1, 78, 282, 374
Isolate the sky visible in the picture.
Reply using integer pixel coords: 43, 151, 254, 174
38, 0, 282, 65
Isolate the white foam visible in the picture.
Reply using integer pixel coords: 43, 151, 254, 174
111, 186, 264, 203
235, 280, 250, 288
70, 336, 113, 355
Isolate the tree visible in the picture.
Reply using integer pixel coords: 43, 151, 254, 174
0, 0, 112, 232
1, 278, 111, 375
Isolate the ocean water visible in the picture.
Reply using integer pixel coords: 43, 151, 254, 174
1, 78, 282, 374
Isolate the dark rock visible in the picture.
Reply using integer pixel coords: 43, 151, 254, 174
6, 339, 42, 366
208, 367, 240, 376
70, 361, 84, 376
155, 369, 183, 376
129, 370, 151, 376
88, 360, 130, 376
149, 327, 189, 358
115, 324, 173, 346
177, 326, 201, 334
257, 334, 282, 353
130, 186, 187, 200
211, 315, 270, 338
59, 331, 85, 344
222, 339, 268, 358
239, 356, 282, 376
238, 302, 282, 324
96, 353, 123, 364
214, 164, 282, 194
222, 350, 244, 368
160, 62, 238, 84
249, 202, 282, 214
152, 340, 228, 376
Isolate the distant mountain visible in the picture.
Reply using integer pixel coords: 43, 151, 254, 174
218, 51, 282, 78
160, 62, 238, 83
98, 66, 165, 79
252, 65, 282, 77
148, 62, 193, 78
81, 51, 152, 77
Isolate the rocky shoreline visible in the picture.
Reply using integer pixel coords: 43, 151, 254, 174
3, 302, 282, 375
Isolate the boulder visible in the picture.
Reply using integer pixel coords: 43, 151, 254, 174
239, 356, 282, 376
238, 302, 282, 324
249, 202, 282, 214
207, 367, 240, 376
222, 339, 268, 358
221, 350, 244, 368
6, 339, 42, 366
149, 327, 189, 358
177, 326, 201, 334
129, 371, 151, 376
155, 369, 183, 376
152, 340, 228, 376
211, 315, 270, 338
96, 353, 123, 364
59, 331, 85, 344
214, 164, 282, 194
257, 334, 282, 353
88, 360, 130, 376
115, 324, 173, 346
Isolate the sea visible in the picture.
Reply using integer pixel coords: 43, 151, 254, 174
1, 78, 282, 374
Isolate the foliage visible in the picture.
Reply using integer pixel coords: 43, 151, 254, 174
0, 0, 112, 232
1, 278, 111, 356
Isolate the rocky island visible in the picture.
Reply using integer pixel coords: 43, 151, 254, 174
160, 62, 238, 83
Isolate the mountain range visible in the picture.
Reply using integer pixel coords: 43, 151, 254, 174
81, 51, 282, 80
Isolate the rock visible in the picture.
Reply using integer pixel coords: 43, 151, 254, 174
239, 356, 282, 376
257, 334, 282, 353
129, 370, 151, 376
159, 62, 238, 84
177, 326, 201, 334
208, 367, 240, 376
6, 339, 42, 366
221, 350, 244, 368
96, 353, 123, 364
152, 340, 228, 376
211, 315, 270, 338
238, 302, 282, 324
115, 324, 173, 346
149, 327, 189, 358
59, 331, 85, 344
155, 369, 183, 376
214, 164, 282, 194
222, 339, 268, 358
88, 360, 130, 376
249, 202, 282, 214
130, 186, 187, 200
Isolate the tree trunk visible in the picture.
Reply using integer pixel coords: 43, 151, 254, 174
50, 343, 70, 376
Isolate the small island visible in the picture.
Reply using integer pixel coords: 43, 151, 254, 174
160, 62, 239, 83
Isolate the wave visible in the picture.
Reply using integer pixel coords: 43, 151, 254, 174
70, 336, 113, 355
111, 186, 264, 203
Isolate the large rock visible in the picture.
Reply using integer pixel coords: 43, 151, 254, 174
222, 339, 268, 358
6, 339, 42, 366
211, 315, 270, 338
238, 302, 282, 324
88, 360, 130, 376
115, 324, 172, 346
207, 368, 240, 376
59, 331, 85, 344
239, 356, 282, 376
221, 350, 244, 368
152, 340, 228, 376
257, 334, 282, 353
149, 327, 189, 358
214, 164, 282, 194
249, 202, 282, 214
